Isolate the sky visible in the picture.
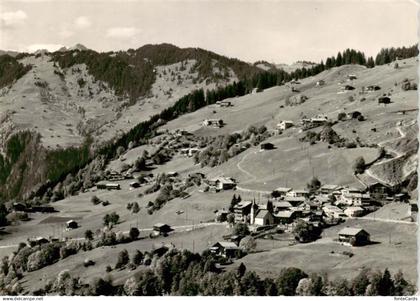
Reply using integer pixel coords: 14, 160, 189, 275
0, 0, 418, 64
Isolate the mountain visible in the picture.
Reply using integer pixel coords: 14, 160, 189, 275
0, 43, 264, 199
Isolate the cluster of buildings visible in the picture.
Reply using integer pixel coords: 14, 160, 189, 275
300, 115, 329, 130
218, 182, 410, 228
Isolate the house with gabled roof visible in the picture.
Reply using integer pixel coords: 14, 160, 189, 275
338, 227, 370, 246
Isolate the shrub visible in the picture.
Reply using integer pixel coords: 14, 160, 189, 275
132, 250, 144, 266
115, 249, 129, 269
85, 230, 94, 241
337, 112, 347, 121
233, 223, 250, 236
353, 156, 366, 174
103, 212, 120, 226
129, 227, 140, 241
91, 195, 101, 205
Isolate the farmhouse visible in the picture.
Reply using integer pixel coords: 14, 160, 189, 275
12, 202, 27, 212
273, 201, 293, 212
153, 223, 173, 236
344, 206, 365, 217
284, 196, 306, 206
274, 187, 292, 196
27, 236, 49, 247
215, 209, 229, 222
277, 120, 294, 131
367, 182, 390, 195
253, 209, 274, 226
66, 220, 78, 229
338, 227, 370, 246
209, 242, 240, 258
274, 210, 298, 224
320, 184, 340, 195
97, 183, 121, 190
129, 181, 140, 188
378, 96, 391, 104
342, 85, 355, 91
202, 119, 223, 128
233, 201, 253, 223
301, 115, 328, 129
323, 204, 346, 219
287, 189, 310, 198
209, 177, 236, 191
366, 85, 381, 91
260, 142, 275, 150
216, 100, 232, 107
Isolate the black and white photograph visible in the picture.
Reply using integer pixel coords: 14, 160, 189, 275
0, 0, 418, 297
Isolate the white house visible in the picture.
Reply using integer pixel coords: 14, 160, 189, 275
344, 206, 365, 217
277, 121, 294, 131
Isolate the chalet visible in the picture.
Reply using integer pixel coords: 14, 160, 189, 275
277, 120, 294, 131
66, 220, 78, 229
320, 184, 340, 195
28, 236, 49, 247
343, 85, 355, 91
366, 85, 381, 92
367, 182, 391, 195
30, 206, 56, 213
167, 171, 179, 177
153, 223, 173, 236
301, 115, 328, 130
314, 194, 332, 205
301, 200, 319, 211
202, 119, 223, 128
12, 202, 27, 212
347, 74, 357, 80
394, 193, 410, 202
274, 210, 298, 224
253, 209, 274, 226
233, 201, 253, 223
347, 111, 362, 119
323, 204, 346, 219
260, 142, 275, 150
342, 192, 371, 207
273, 201, 293, 212
209, 177, 236, 191
129, 181, 140, 188
344, 206, 365, 217
316, 80, 325, 86
338, 227, 370, 246
216, 100, 232, 107
274, 187, 292, 196
287, 189, 310, 198
209, 241, 240, 258
284, 196, 306, 206
97, 183, 121, 190
378, 96, 391, 104
309, 210, 324, 222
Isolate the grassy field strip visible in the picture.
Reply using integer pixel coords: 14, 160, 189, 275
349, 216, 415, 225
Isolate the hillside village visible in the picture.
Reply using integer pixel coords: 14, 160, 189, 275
0, 42, 417, 296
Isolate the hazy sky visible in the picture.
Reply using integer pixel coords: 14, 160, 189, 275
0, 0, 418, 64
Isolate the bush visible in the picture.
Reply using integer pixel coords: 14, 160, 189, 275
337, 112, 347, 121
115, 249, 129, 269
132, 250, 144, 266
85, 230, 94, 241
233, 223, 250, 236
103, 212, 120, 226
91, 195, 101, 205
129, 227, 140, 241
353, 156, 366, 174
